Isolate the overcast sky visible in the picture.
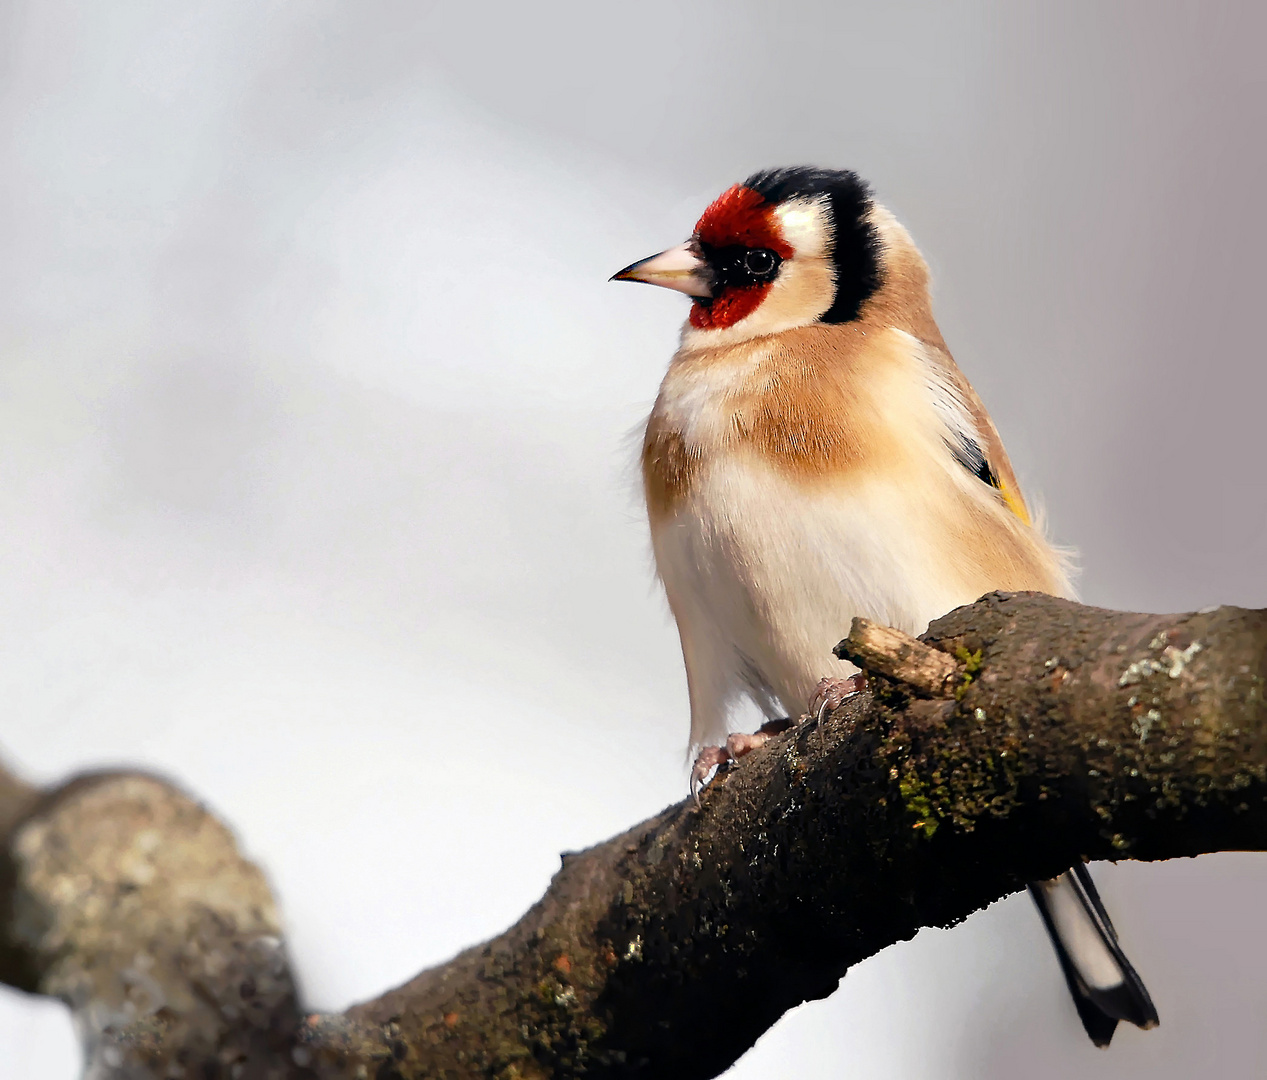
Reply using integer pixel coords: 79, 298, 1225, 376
1, 2, 1265, 1077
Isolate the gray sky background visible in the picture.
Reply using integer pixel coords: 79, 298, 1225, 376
1, 2, 1265, 1077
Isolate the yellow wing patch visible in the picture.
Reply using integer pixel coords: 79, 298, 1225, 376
998, 479, 1032, 526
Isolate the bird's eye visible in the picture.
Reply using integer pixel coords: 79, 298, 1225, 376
744, 249, 778, 277
696, 242, 782, 292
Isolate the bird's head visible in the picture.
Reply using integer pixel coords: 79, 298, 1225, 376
613, 167, 891, 346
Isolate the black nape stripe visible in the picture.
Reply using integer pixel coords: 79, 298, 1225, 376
743, 166, 884, 324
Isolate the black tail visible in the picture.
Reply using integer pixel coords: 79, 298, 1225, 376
1028, 863, 1159, 1047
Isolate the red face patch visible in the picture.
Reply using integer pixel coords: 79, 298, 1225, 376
694, 185, 791, 252
689, 185, 794, 331
689, 286, 767, 330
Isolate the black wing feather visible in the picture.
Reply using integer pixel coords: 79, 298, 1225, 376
951, 432, 1001, 490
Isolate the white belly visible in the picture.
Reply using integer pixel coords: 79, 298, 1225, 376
652, 453, 1025, 746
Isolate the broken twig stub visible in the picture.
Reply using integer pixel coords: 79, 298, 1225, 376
834, 617, 962, 696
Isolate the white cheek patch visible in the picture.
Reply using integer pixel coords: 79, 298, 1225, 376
772, 196, 831, 258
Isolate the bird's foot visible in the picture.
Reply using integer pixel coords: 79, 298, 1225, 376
690, 718, 794, 802
808, 673, 866, 721
726, 718, 794, 759
689, 746, 729, 802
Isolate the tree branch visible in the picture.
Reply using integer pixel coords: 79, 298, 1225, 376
0, 768, 313, 1078
2, 592, 1266, 1078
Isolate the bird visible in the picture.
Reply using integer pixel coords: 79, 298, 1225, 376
611, 166, 1159, 1047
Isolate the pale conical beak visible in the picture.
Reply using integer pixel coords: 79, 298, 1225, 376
610, 241, 713, 298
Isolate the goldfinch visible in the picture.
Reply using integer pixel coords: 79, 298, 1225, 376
613, 167, 1159, 1046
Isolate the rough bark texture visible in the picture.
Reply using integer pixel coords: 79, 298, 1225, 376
0, 772, 313, 1079
3, 592, 1266, 1079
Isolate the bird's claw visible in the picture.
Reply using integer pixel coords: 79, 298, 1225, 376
691, 684, 861, 801
690, 718, 795, 802
809, 673, 866, 722
690, 745, 731, 803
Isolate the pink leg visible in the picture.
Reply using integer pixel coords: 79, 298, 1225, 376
808, 673, 866, 720
689, 718, 794, 801
689, 745, 730, 802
